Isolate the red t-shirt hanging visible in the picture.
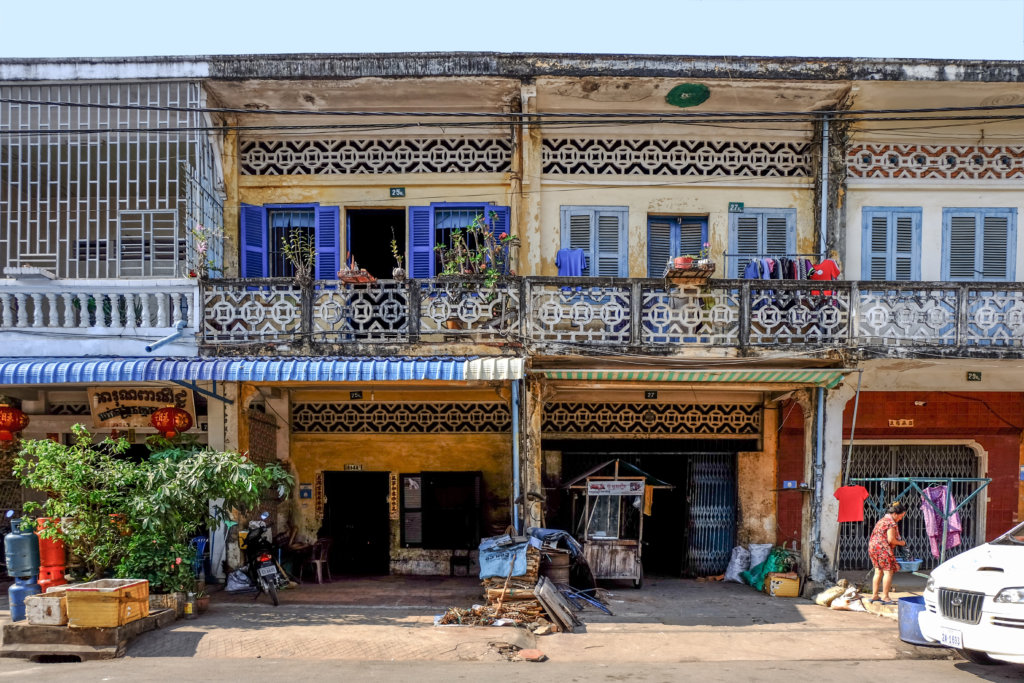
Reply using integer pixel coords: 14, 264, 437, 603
809, 258, 840, 296
834, 485, 870, 522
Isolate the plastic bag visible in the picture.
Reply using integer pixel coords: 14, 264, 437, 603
813, 580, 849, 607
226, 568, 254, 593
748, 543, 772, 569
724, 546, 750, 584
830, 585, 861, 611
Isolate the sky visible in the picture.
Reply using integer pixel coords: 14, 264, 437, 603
2, 0, 1023, 60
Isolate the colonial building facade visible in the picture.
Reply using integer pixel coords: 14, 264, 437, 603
1, 53, 1022, 582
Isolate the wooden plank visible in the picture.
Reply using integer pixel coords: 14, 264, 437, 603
535, 577, 581, 633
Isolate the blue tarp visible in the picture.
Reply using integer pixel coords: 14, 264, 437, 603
478, 535, 529, 579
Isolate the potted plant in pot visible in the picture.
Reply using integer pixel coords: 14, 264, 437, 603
390, 227, 406, 280
430, 212, 519, 329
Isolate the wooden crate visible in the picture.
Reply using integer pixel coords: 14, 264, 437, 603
25, 589, 68, 626
66, 579, 150, 628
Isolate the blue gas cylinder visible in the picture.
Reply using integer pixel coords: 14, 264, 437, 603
9, 576, 41, 622
4, 520, 40, 578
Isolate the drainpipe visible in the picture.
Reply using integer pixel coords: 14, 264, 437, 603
145, 320, 187, 353
819, 114, 830, 257
511, 378, 522, 534
811, 387, 827, 572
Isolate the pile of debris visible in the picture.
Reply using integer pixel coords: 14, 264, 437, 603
438, 535, 584, 633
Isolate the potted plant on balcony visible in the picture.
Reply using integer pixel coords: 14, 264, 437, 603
280, 229, 316, 288
390, 227, 406, 280
431, 212, 519, 329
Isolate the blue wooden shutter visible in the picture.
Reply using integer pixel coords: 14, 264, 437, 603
595, 209, 627, 277
487, 206, 511, 272
892, 212, 920, 280
562, 207, 594, 276
647, 217, 677, 277
947, 212, 978, 279
680, 218, 706, 258
764, 212, 792, 255
408, 206, 434, 278
863, 208, 921, 281
862, 210, 890, 280
730, 213, 760, 277
240, 203, 267, 278
981, 211, 1012, 279
314, 205, 340, 280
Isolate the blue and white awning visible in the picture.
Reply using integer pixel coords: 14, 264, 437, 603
0, 356, 501, 385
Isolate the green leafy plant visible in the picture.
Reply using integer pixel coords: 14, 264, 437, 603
186, 222, 226, 279
390, 226, 405, 273
280, 229, 316, 286
15, 425, 294, 592
433, 212, 518, 287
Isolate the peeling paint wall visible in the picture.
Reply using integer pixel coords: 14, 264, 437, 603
736, 404, 779, 545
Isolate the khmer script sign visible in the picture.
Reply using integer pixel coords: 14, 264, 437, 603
87, 386, 195, 429
587, 479, 645, 496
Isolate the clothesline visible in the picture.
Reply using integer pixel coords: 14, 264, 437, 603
850, 476, 991, 564
723, 252, 825, 259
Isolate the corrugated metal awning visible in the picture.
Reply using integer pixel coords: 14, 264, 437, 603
534, 368, 852, 388
0, 357, 471, 385
463, 357, 525, 380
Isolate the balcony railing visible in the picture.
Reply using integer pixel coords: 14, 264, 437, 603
0, 278, 199, 356
196, 277, 1024, 355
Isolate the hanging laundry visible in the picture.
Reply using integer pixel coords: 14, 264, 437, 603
809, 258, 841, 296
834, 485, 870, 522
742, 259, 762, 279
556, 248, 586, 276
921, 485, 962, 558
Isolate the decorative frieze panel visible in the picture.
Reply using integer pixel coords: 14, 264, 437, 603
847, 144, 1024, 180
291, 402, 512, 433
239, 138, 513, 175
542, 403, 762, 437
542, 139, 812, 176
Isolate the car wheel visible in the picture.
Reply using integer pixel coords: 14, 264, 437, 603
956, 648, 998, 665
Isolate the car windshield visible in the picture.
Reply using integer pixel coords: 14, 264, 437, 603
991, 520, 1024, 545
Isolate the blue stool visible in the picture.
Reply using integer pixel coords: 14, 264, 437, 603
189, 536, 209, 579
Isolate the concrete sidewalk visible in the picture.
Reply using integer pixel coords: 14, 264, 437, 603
121, 577, 950, 663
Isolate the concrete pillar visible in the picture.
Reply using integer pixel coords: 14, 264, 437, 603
516, 83, 544, 275
522, 375, 545, 529
222, 116, 240, 277
736, 403, 779, 545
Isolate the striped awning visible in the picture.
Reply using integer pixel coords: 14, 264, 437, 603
0, 357, 472, 385
534, 368, 851, 388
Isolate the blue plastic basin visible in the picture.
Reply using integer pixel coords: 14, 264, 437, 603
898, 595, 943, 647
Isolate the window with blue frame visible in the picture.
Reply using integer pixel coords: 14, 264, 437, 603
559, 206, 629, 277
647, 216, 708, 277
239, 203, 340, 279
727, 208, 796, 277
942, 208, 1017, 281
861, 207, 921, 280
407, 203, 510, 278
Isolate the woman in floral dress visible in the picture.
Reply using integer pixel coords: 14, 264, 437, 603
868, 501, 908, 604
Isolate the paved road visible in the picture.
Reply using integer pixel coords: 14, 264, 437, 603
0, 658, 1020, 682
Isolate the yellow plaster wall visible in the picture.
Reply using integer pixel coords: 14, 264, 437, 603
290, 432, 513, 572
534, 182, 816, 277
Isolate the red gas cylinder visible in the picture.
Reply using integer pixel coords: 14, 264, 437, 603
37, 565, 67, 592
36, 518, 66, 568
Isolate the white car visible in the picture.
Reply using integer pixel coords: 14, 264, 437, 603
918, 520, 1024, 664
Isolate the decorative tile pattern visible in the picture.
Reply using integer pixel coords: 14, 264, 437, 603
202, 281, 302, 342
542, 403, 762, 437
313, 282, 411, 342
847, 144, 1024, 179
542, 139, 812, 176
240, 138, 513, 175
291, 402, 512, 433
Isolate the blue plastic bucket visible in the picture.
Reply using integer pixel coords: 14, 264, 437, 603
898, 595, 942, 647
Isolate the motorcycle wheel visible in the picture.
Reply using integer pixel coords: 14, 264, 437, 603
264, 578, 279, 606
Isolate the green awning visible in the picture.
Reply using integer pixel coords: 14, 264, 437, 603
534, 368, 851, 388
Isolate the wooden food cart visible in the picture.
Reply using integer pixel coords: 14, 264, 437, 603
565, 460, 671, 589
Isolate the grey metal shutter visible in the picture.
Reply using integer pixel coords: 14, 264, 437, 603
647, 218, 674, 277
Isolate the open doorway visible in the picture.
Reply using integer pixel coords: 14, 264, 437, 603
319, 471, 391, 575
347, 209, 406, 279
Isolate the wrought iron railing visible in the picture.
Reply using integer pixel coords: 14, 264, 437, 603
193, 277, 1024, 352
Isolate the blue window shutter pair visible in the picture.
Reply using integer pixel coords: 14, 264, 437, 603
646, 217, 708, 277
407, 204, 511, 278
560, 206, 629, 277
942, 208, 1017, 281
727, 208, 796, 277
239, 203, 340, 278
861, 207, 922, 281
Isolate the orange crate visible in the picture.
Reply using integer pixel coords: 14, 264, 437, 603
65, 579, 150, 628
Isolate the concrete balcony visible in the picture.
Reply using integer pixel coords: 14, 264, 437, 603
0, 279, 199, 357
196, 277, 1024, 359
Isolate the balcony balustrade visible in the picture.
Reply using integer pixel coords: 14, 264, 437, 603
0, 279, 199, 356
193, 277, 1024, 356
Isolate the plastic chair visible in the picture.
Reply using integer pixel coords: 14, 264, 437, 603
189, 536, 209, 578
301, 538, 333, 584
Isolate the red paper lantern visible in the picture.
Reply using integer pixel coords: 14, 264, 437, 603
149, 406, 193, 438
0, 405, 29, 441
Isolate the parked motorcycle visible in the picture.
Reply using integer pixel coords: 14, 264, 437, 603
242, 512, 286, 606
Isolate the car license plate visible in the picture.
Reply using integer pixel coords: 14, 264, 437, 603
939, 627, 963, 649
258, 565, 277, 577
